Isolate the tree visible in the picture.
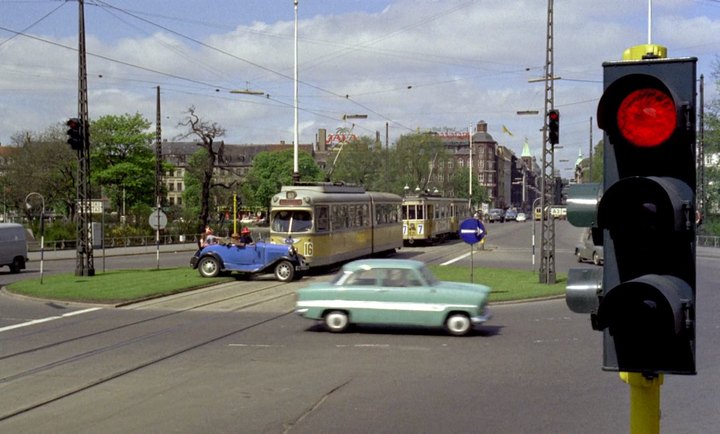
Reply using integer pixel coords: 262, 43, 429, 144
1, 125, 76, 219
393, 132, 448, 193
327, 135, 384, 188
178, 106, 226, 234
89, 113, 157, 216
449, 168, 487, 207
242, 149, 324, 209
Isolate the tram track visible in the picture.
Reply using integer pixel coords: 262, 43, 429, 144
0, 278, 305, 422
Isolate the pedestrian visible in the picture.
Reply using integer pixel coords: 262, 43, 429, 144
201, 225, 217, 247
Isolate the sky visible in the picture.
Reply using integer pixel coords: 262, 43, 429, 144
1, 0, 720, 175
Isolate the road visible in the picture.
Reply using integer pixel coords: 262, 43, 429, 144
1, 221, 719, 432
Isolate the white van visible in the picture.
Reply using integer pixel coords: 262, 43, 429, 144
0, 223, 28, 273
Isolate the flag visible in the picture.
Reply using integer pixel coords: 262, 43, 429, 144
502, 125, 513, 136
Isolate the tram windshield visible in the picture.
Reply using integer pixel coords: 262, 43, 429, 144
271, 210, 313, 233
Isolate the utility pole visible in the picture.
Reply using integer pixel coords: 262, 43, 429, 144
75, 0, 94, 276
539, 0, 556, 284
588, 116, 593, 182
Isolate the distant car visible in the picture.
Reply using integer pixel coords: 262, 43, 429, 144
190, 240, 309, 281
295, 259, 492, 336
486, 208, 505, 223
504, 210, 518, 221
515, 212, 527, 222
575, 229, 604, 266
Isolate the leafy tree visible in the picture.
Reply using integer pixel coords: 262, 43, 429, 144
393, 132, 448, 193
328, 135, 384, 188
89, 113, 157, 215
701, 58, 720, 234
449, 168, 487, 207
242, 149, 324, 209
1, 125, 76, 219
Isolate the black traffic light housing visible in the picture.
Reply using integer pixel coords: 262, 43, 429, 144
66, 118, 83, 151
547, 109, 559, 145
593, 57, 697, 375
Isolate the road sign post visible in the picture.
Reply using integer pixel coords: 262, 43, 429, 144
459, 218, 487, 283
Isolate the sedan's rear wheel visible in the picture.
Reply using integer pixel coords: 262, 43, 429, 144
274, 260, 295, 282
445, 313, 472, 336
324, 310, 349, 333
198, 256, 221, 278
592, 252, 601, 266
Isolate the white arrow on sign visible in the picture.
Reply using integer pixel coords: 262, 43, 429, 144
460, 227, 485, 236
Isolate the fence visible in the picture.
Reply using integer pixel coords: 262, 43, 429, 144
698, 235, 720, 248
28, 234, 202, 252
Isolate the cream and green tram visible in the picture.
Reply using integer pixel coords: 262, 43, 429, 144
269, 183, 403, 267
402, 195, 472, 245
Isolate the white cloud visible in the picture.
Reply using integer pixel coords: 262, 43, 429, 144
0, 0, 718, 169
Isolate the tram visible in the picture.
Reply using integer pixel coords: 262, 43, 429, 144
402, 194, 472, 245
269, 183, 403, 267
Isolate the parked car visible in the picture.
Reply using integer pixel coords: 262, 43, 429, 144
486, 208, 505, 223
516, 212, 527, 222
190, 239, 309, 281
0, 223, 28, 273
504, 209, 518, 221
575, 228, 603, 265
295, 259, 492, 336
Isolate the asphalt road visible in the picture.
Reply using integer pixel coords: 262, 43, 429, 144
1, 222, 719, 433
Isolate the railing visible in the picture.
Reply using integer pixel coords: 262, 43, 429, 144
698, 235, 720, 248
28, 234, 202, 252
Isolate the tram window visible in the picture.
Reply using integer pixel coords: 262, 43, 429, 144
407, 205, 416, 220
272, 211, 291, 232
292, 211, 312, 232
271, 210, 312, 233
417, 205, 424, 220
316, 206, 329, 232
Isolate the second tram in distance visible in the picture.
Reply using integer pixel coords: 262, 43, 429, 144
402, 193, 472, 245
269, 183, 403, 267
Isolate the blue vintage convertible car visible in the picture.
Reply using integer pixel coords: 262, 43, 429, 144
190, 240, 309, 282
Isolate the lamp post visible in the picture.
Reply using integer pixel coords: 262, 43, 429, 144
292, 0, 300, 183
25, 192, 45, 284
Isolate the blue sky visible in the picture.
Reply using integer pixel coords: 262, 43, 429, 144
1, 0, 720, 174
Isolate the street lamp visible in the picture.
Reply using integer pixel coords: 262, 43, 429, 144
25, 192, 45, 284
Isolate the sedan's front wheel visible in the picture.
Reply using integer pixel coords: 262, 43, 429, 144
445, 313, 472, 336
324, 310, 349, 333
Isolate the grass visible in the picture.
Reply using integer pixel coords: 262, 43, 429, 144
429, 265, 566, 302
7, 268, 235, 304
6, 265, 566, 305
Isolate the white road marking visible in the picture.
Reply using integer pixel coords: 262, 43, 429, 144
0, 307, 102, 333
440, 251, 472, 266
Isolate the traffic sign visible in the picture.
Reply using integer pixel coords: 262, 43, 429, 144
459, 218, 486, 245
149, 209, 168, 230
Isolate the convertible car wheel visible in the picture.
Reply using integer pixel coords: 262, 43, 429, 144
324, 310, 349, 333
198, 256, 221, 278
274, 260, 295, 282
445, 313, 472, 336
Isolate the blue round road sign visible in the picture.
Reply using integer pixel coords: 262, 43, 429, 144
459, 218, 486, 245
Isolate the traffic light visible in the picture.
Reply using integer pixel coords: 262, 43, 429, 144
547, 109, 559, 145
593, 57, 697, 375
66, 118, 83, 150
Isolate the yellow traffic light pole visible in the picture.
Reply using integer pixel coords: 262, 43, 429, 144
620, 372, 663, 433
618, 43, 667, 434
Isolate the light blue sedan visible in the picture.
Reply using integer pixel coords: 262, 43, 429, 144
295, 259, 492, 336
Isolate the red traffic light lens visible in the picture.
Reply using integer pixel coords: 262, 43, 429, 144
616, 88, 676, 148
548, 111, 559, 121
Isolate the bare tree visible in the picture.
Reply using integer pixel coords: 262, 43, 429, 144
178, 106, 226, 237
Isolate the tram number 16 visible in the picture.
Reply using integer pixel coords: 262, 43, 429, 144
303, 242, 313, 257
